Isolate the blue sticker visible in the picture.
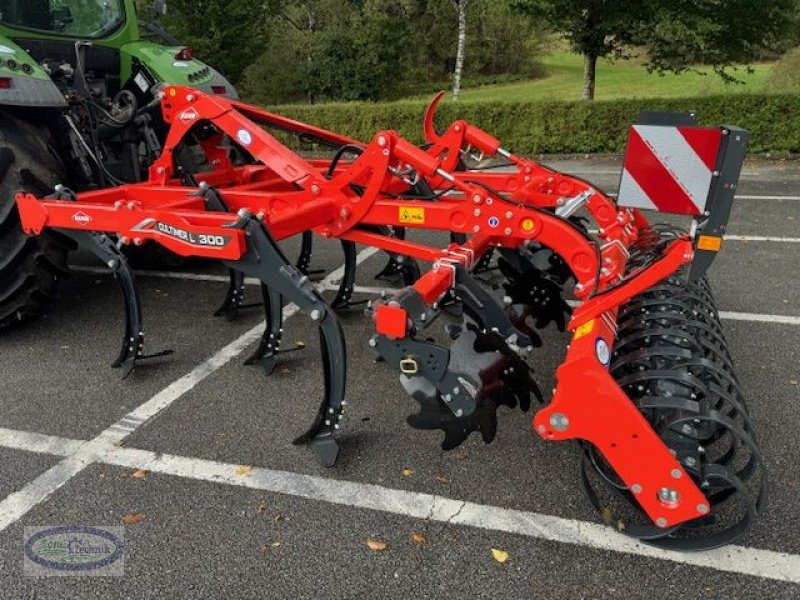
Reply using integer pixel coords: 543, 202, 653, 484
488, 216, 500, 228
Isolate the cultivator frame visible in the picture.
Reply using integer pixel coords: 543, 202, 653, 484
15, 86, 764, 550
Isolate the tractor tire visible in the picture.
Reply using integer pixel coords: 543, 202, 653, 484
0, 111, 71, 329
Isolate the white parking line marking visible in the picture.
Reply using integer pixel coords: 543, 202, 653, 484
71, 267, 799, 326
0, 427, 797, 584
716, 311, 800, 325
0, 247, 378, 533
604, 191, 800, 201
725, 235, 800, 243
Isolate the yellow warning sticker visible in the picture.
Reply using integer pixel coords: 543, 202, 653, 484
573, 319, 596, 340
521, 218, 536, 232
696, 235, 722, 252
399, 206, 425, 225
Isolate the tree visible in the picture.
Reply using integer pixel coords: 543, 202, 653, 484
513, 0, 795, 100
157, 0, 277, 84
451, 0, 470, 100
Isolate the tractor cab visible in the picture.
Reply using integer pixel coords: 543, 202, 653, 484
0, 0, 127, 39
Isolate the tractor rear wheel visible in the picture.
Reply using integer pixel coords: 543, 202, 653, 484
0, 112, 71, 329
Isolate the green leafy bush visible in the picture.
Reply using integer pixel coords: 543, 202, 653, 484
268, 93, 800, 154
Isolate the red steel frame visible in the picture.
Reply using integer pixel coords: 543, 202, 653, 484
15, 86, 709, 529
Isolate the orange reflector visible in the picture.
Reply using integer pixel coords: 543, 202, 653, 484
573, 319, 596, 340
521, 218, 535, 232
697, 235, 722, 252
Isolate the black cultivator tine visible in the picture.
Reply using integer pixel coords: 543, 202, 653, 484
224, 217, 346, 467
330, 240, 368, 311
54, 228, 172, 378
296, 231, 325, 280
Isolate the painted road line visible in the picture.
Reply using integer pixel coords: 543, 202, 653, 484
725, 235, 800, 243
0, 247, 378, 533
604, 191, 800, 201
585, 229, 800, 243
717, 311, 800, 325
72, 267, 800, 325
0, 426, 797, 584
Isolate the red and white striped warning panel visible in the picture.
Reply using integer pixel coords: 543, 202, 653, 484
618, 125, 723, 215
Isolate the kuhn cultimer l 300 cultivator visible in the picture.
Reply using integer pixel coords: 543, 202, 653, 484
15, 88, 764, 550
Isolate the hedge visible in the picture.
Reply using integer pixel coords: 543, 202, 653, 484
267, 93, 800, 155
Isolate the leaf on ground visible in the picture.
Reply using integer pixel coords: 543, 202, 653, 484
434, 475, 450, 485
235, 465, 253, 477
455, 450, 468, 460
366, 538, 388, 551
295, 340, 306, 348
98, 473, 107, 480
491, 548, 509, 563
401, 468, 415, 477
279, 366, 291, 374
410, 532, 428, 545
121, 512, 146, 525
256, 502, 269, 514
60, 345, 70, 350
130, 469, 149, 480
271, 541, 282, 548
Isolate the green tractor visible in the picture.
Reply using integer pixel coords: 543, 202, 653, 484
0, 0, 236, 327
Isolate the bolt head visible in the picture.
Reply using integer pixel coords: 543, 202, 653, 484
696, 503, 710, 515
671, 468, 682, 479
657, 487, 681, 507
655, 517, 668, 528
549, 413, 569, 431
631, 484, 642, 494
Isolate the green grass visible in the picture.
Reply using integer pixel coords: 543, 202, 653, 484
414, 52, 774, 103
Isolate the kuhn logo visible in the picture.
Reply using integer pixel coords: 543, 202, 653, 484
71, 211, 92, 226
178, 108, 199, 123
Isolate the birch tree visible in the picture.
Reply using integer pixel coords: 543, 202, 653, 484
451, 0, 469, 100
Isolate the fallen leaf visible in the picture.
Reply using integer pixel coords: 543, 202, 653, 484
121, 512, 146, 525
273, 514, 285, 523
455, 450, 468, 460
401, 468, 415, 478
60, 345, 70, 350
130, 469, 149, 480
256, 502, 269, 514
295, 340, 306, 348
410, 532, 428, 544
491, 548, 509, 563
235, 465, 253, 477
366, 539, 388, 552
98, 473, 107, 480
279, 367, 291, 374
271, 541, 282, 548
434, 475, 450, 485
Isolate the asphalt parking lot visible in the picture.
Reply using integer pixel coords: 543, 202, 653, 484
0, 157, 798, 599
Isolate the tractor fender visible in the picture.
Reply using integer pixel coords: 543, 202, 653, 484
0, 36, 66, 108
120, 41, 238, 100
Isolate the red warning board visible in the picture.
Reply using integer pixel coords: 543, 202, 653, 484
618, 125, 723, 216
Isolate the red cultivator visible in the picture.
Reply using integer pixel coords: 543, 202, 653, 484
15, 87, 764, 550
